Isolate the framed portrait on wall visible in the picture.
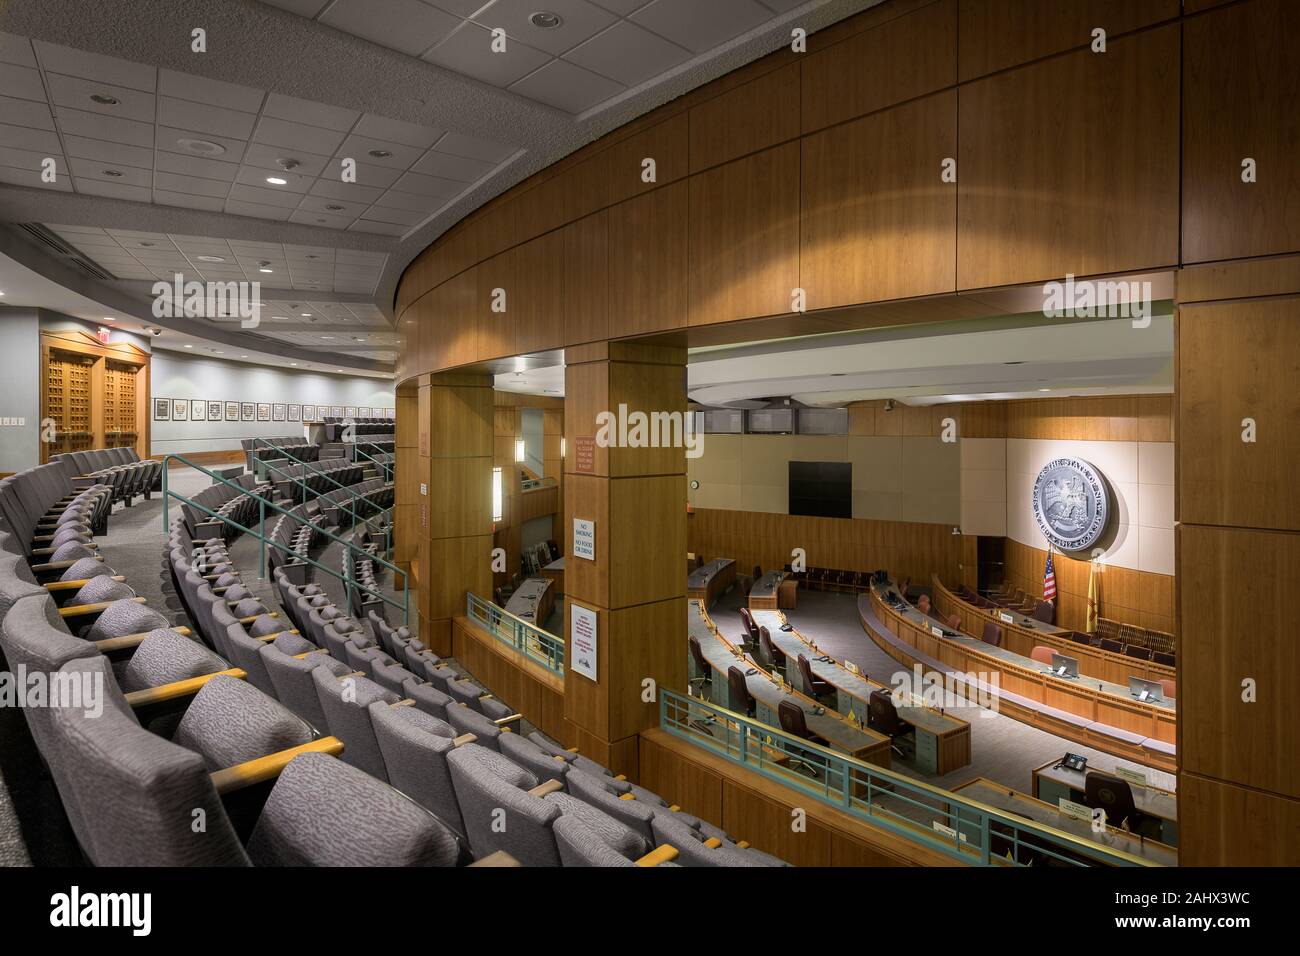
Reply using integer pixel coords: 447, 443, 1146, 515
288, 404, 301, 422
153, 398, 170, 421
272, 403, 286, 421
359, 406, 371, 417
385, 407, 395, 419
172, 399, 188, 421
190, 399, 206, 421
302, 404, 316, 421
257, 403, 271, 422
240, 403, 255, 422
344, 405, 357, 418
207, 401, 222, 422
225, 402, 240, 421
330, 405, 343, 418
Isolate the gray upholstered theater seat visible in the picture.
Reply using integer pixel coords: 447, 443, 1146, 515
343, 640, 392, 677
371, 658, 418, 696
403, 677, 453, 719
118, 628, 229, 694
172, 674, 316, 772
260, 644, 349, 733
444, 703, 505, 750
82, 598, 169, 643
528, 731, 613, 778
245, 753, 462, 866
446, 742, 564, 865
553, 807, 654, 867
649, 814, 784, 867
310, 668, 399, 780
499, 732, 569, 786
563, 768, 658, 844
369, 703, 467, 839
69, 575, 134, 606
447, 677, 490, 712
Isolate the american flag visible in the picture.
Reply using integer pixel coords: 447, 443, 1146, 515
1043, 549, 1057, 602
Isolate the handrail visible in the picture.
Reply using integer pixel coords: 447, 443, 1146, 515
351, 442, 393, 482
161, 454, 409, 624
466, 592, 564, 677
659, 690, 1162, 867
251, 437, 375, 524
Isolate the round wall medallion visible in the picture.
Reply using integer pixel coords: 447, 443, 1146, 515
1031, 457, 1111, 552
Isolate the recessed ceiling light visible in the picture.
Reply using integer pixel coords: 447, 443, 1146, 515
325, 204, 344, 211
259, 267, 273, 273
1038, 387, 1051, 392
102, 317, 114, 322
184, 344, 193, 348
241, 354, 248, 358
102, 168, 123, 177
290, 363, 297, 366
300, 313, 311, 317
276, 158, 300, 171
367, 149, 392, 159
529, 11, 563, 28
90, 93, 119, 105
139, 241, 155, 247
195, 255, 225, 262
266, 176, 288, 185
176, 137, 226, 156
305, 254, 319, 259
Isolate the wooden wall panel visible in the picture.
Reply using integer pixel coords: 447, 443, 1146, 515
958, 0, 1179, 81
1002, 395, 1172, 442
688, 143, 800, 326
605, 113, 688, 206
801, 92, 957, 310
1178, 524, 1298, 800
689, 62, 800, 171
957, 24, 1180, 289
562, 211, 608, 347
1182, 0, 1300, 263
801, 0, 956, 133
1177, 774, 1300, 866
475, 251, 514, 362
607, 181, 688, 337
1178, 297, 1300, 531
513, 230, 565, 355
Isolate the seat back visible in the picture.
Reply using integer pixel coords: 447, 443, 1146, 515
1031, 600, 1055, 624
1158, 678, 1176, 700
1030, 645, 1055, 666
369, 702, 465, 839
445, 743, 561, 866
981, 622, 1002, 647
759, 625, 784, 666
776, 698, 811, 740
726, 665, 753, 714
310, 668, 398, 780
1084, 770, 1138, 828
868, 689, 907, 736
688, 635, 711, 679
260, 645, 347, 732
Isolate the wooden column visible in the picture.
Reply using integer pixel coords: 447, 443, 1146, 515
418, 371, 494, 656
492, 403, 522, 593
563, 342, 688, 778
392, 382, 419, 578
1175, 258, 1300, 865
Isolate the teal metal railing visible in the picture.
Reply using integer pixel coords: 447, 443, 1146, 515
162, 454, 410, 625
466, 592, 564, 676
659, 690, 1161, 868
351, 442, 393, 483
250, 437, 379, 527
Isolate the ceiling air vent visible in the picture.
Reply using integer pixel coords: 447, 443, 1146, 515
69, 257, 113, 280
16, 222, 79, 256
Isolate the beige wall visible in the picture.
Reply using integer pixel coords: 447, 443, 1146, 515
686, 433, 960, 524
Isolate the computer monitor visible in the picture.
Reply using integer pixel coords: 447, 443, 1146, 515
1050, 653, 1079, 678
1129, 676, 1164, 702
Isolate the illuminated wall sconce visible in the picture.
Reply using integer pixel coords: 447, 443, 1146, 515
492, 467, 503, 522
560, 437, 566, 458
514, 438, 526, 463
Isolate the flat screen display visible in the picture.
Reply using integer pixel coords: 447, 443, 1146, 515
789, 461, 851, 518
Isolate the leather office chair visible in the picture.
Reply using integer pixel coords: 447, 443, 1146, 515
751, 565, 763, 590
867, 689, 914, 757
796, 654, 833, 701
688, 636, 712, 697
759, 626, 784, 669
1031, 600, 1055, 624
1152, 650, 1175, 667
946, 614, 961, 630
1124, 644, 1153, 661
1084, 770, 1155, 836
1158, 679, 1176, 700
981, 622, 1002, 647
1066, 630, 1093, 646
738, 607, 758, 644
1099, 638, 1124, 653
777, 698, 827, 777
727, 665, 756, 718
899, 578, 911, 601
1030, 645, 1055, 666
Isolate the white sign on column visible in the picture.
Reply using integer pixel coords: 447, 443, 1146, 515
573, 517, 595, 561
570, 602, 598, 682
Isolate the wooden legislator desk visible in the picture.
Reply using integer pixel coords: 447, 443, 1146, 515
748, 570, 797, 610
504, 576, 555, 631
539, 556, 564, 595
688, 600, 891, 768
752, 608, 972, 776
949, 777, 1177, 866
1032, 758, 1178, 847
687, 558, 735, 608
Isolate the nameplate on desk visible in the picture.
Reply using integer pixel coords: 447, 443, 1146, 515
931, 625, 944, 638
1115, 766, 1149, 787
932, 821, 966, 842
999, 612, 1014, 624
1058, 798, 1093, 822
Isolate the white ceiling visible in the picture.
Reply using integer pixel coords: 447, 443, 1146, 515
267, 0, 808, 116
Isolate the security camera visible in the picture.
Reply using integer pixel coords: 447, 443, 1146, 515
146, 326, 164, 337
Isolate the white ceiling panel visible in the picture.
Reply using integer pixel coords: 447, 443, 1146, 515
155, 126, 248, 160
564, 19, 691, 87
228, 183, 303, 208
263, 92, 361, 132
335, 134, 426, 171
0, 94, 55, 129
352, 113, 443, 149
320, 0, 461, 57
473, 0, 618, 57
0, 165, 69, 190
253, 116, 348, 155
56, 107, 155, 148
508, 58, 624, 114
0, 123, 63, 154
155, 149, 240, 181
159, 97, 258, 140
630, 0, 772, 54
373, 188, 444, 213
390, 170, 463, 199
153, 171, 231, 198
234, 165, 313, 193
69, 160, 152, 188
75, 178, 152, 202
32, 39, 156, 92
0, 63, 46, 102
409, 149, 492, 181
241, 142, 331, 177
310, 178, 385, 203
350, 219, 408, 236
0, 30, 37, 67
158, 69, 266, 112
46, 73, 157, 123
423, 22, 551, 87
224, 199, 293, 220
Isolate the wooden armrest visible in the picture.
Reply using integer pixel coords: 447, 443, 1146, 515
467, 850, 521, 867
668, 804, 681, 812
703, 837, 723, 849
527, 779, 564, 798
565, 746, 578, 753
292, 648, 331, 660
93, 626, 190, 653
210, 736, 344, 795
31, 556, 105, 573
44, 575, 126, 592
618, 792, 636, 801
613, 774, 627, 782
452, 733, 477, 747
392, 698, 416, 707
59, 595, 146, 618
123, 667, 246, 708
636, 845, 679, 867
735, 841, 750, 849
492, 713, 524, 727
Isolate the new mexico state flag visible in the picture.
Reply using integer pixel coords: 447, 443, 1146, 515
1086, 561, 1100, 633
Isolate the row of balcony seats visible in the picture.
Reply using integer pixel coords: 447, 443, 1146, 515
975, 584, 1057, 625
0, 462, 114, 562
179, 471, 273, 541
317, 477, 393, 527
241, 437, 320, 471
1, 507, 465, 866
270, 458, 364, 504
267, 502, 323, 578
321, 419, 393, 442
52, 447, 161, 506
344, 540, 381, 618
